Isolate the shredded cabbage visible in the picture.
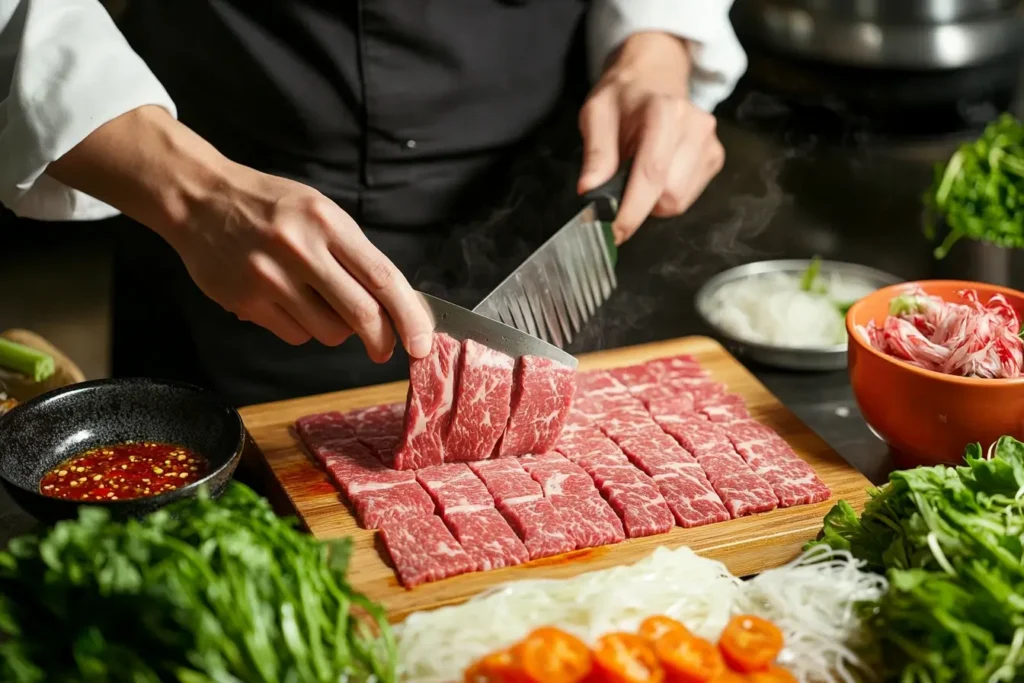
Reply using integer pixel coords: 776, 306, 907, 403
396, 545, 886, 683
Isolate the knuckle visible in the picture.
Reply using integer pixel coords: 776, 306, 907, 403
658, 194, 686, 216
352, 299, 383, 328
640, 156, 669, 184
365, 258, 397, 292
708, 138, 726, 172
697, 111, 718, 134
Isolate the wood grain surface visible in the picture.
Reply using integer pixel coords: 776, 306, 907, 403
240, 336, 872, 622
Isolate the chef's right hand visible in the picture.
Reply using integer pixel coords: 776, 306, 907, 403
47, 106, 433, 362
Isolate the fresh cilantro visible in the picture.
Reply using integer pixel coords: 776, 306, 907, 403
809, 436, 1024, 681
0, 482, 396, 683
924, 113, 1024, 259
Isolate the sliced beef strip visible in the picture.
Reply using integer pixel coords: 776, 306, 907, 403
350, 479, 436, 529
655, 415, 778, 517
295, 412, 356, 442
415, 462, 495, 513
445, 508, 530, 570
380, 515, 478, 587
616, 429, 730, 527
724, 419, 831, 506
496, 498, 576, 560
445, 340, 515, 462
573, 456, 675, 538
468, 458, 543, 506
393, 333, 461, 469
497, 355, 576, 458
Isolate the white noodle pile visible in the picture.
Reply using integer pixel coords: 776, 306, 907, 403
395, 545, 886, 683
397, 547, 741, 682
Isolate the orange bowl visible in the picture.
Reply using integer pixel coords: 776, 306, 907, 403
846, 280, 1024, 468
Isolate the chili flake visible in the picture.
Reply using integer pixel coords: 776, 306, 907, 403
39, 441, 209, 502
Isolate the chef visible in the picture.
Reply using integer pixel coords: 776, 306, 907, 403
0, 0, 745, 405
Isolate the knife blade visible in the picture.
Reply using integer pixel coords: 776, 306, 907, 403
472, 165, 628, 348
417, 291, 578, 369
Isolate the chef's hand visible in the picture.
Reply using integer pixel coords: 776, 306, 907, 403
577, 31, 725, 245
47, 106, 434, 361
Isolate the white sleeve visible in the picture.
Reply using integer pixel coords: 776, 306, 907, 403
0, 0, 177, 221
588, 0, 748, 113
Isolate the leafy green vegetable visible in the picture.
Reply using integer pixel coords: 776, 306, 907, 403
0, 482, 396, 683
809, 436, 1024, 682
924, 113, 1024, 259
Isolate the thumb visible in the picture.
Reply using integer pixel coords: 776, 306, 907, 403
577, 94, 621, 195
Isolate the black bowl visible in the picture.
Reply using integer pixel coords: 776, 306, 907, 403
0, 378, 245, 523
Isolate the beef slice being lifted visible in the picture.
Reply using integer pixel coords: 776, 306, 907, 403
445, 340, 515, 462
498, 355, 576, 458
393, 333, 461, 469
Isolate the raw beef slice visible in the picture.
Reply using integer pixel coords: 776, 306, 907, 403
348, 475, 435, 528
380, 515, 477, 587
724, 420, 830, 506
415, 463, 494, 513
446, 508, 530, 570
469, 458, 543, 506
498, 356, 576, 457
497, 499, 576, 560
295, 412, 356, 443
445, 340, 515, 462
394, 333, 461, 469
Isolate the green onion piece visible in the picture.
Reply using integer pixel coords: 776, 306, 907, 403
800, 256, 822, 292
0, 338, 55, 382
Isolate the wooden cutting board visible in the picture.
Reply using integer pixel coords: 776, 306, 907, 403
240, 336, 872, 622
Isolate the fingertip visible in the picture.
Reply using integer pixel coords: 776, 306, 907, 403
407, 332, 433, 359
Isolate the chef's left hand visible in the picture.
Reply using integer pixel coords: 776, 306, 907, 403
577, 31, 725, 245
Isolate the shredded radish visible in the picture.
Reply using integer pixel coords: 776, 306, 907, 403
857, 286, 1023, 378
395, 546, 885, 683
739, 545, 888, 683
705, 272, 876, 349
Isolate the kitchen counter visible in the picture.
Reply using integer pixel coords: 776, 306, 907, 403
2, 79, 1022, 548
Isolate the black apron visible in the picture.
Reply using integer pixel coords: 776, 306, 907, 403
113, 0, 589, 406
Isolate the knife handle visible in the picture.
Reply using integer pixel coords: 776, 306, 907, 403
582, 160, 632, 218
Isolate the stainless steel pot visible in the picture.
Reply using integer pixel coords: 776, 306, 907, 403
733, 0, 1024, 70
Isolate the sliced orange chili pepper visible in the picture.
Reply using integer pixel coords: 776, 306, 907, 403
709, 672, 750, 683
464, 648, 528, 683
747, 666, 797, 683
515, 627, 594, 683
653, 629, 725, 683
638, 616, 690, 644
593, 632, 665, 683
717, 615, 784, 673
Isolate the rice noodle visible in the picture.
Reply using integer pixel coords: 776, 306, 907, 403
395, 545, 887, 682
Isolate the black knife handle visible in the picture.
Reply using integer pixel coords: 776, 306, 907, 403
581, 160, 632, 217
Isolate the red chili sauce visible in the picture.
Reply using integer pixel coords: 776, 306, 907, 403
39, 441, 209, 502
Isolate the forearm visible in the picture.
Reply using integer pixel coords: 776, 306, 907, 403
47, 106, 232, 238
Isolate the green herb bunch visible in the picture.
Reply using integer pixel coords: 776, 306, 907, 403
0, 482, 396, 683
811, 436, 1024, 682
924, 113, 1024, 259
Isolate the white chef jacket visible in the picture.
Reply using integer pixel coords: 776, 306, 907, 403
0, 0, 747, 222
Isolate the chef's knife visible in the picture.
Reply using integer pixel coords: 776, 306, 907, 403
472, 164, 629, 349
417, 291, 578, 369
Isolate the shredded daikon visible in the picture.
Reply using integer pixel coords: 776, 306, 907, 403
395, 545, 887, 683
740, 545, 888, 683
704, 271, 876, 349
